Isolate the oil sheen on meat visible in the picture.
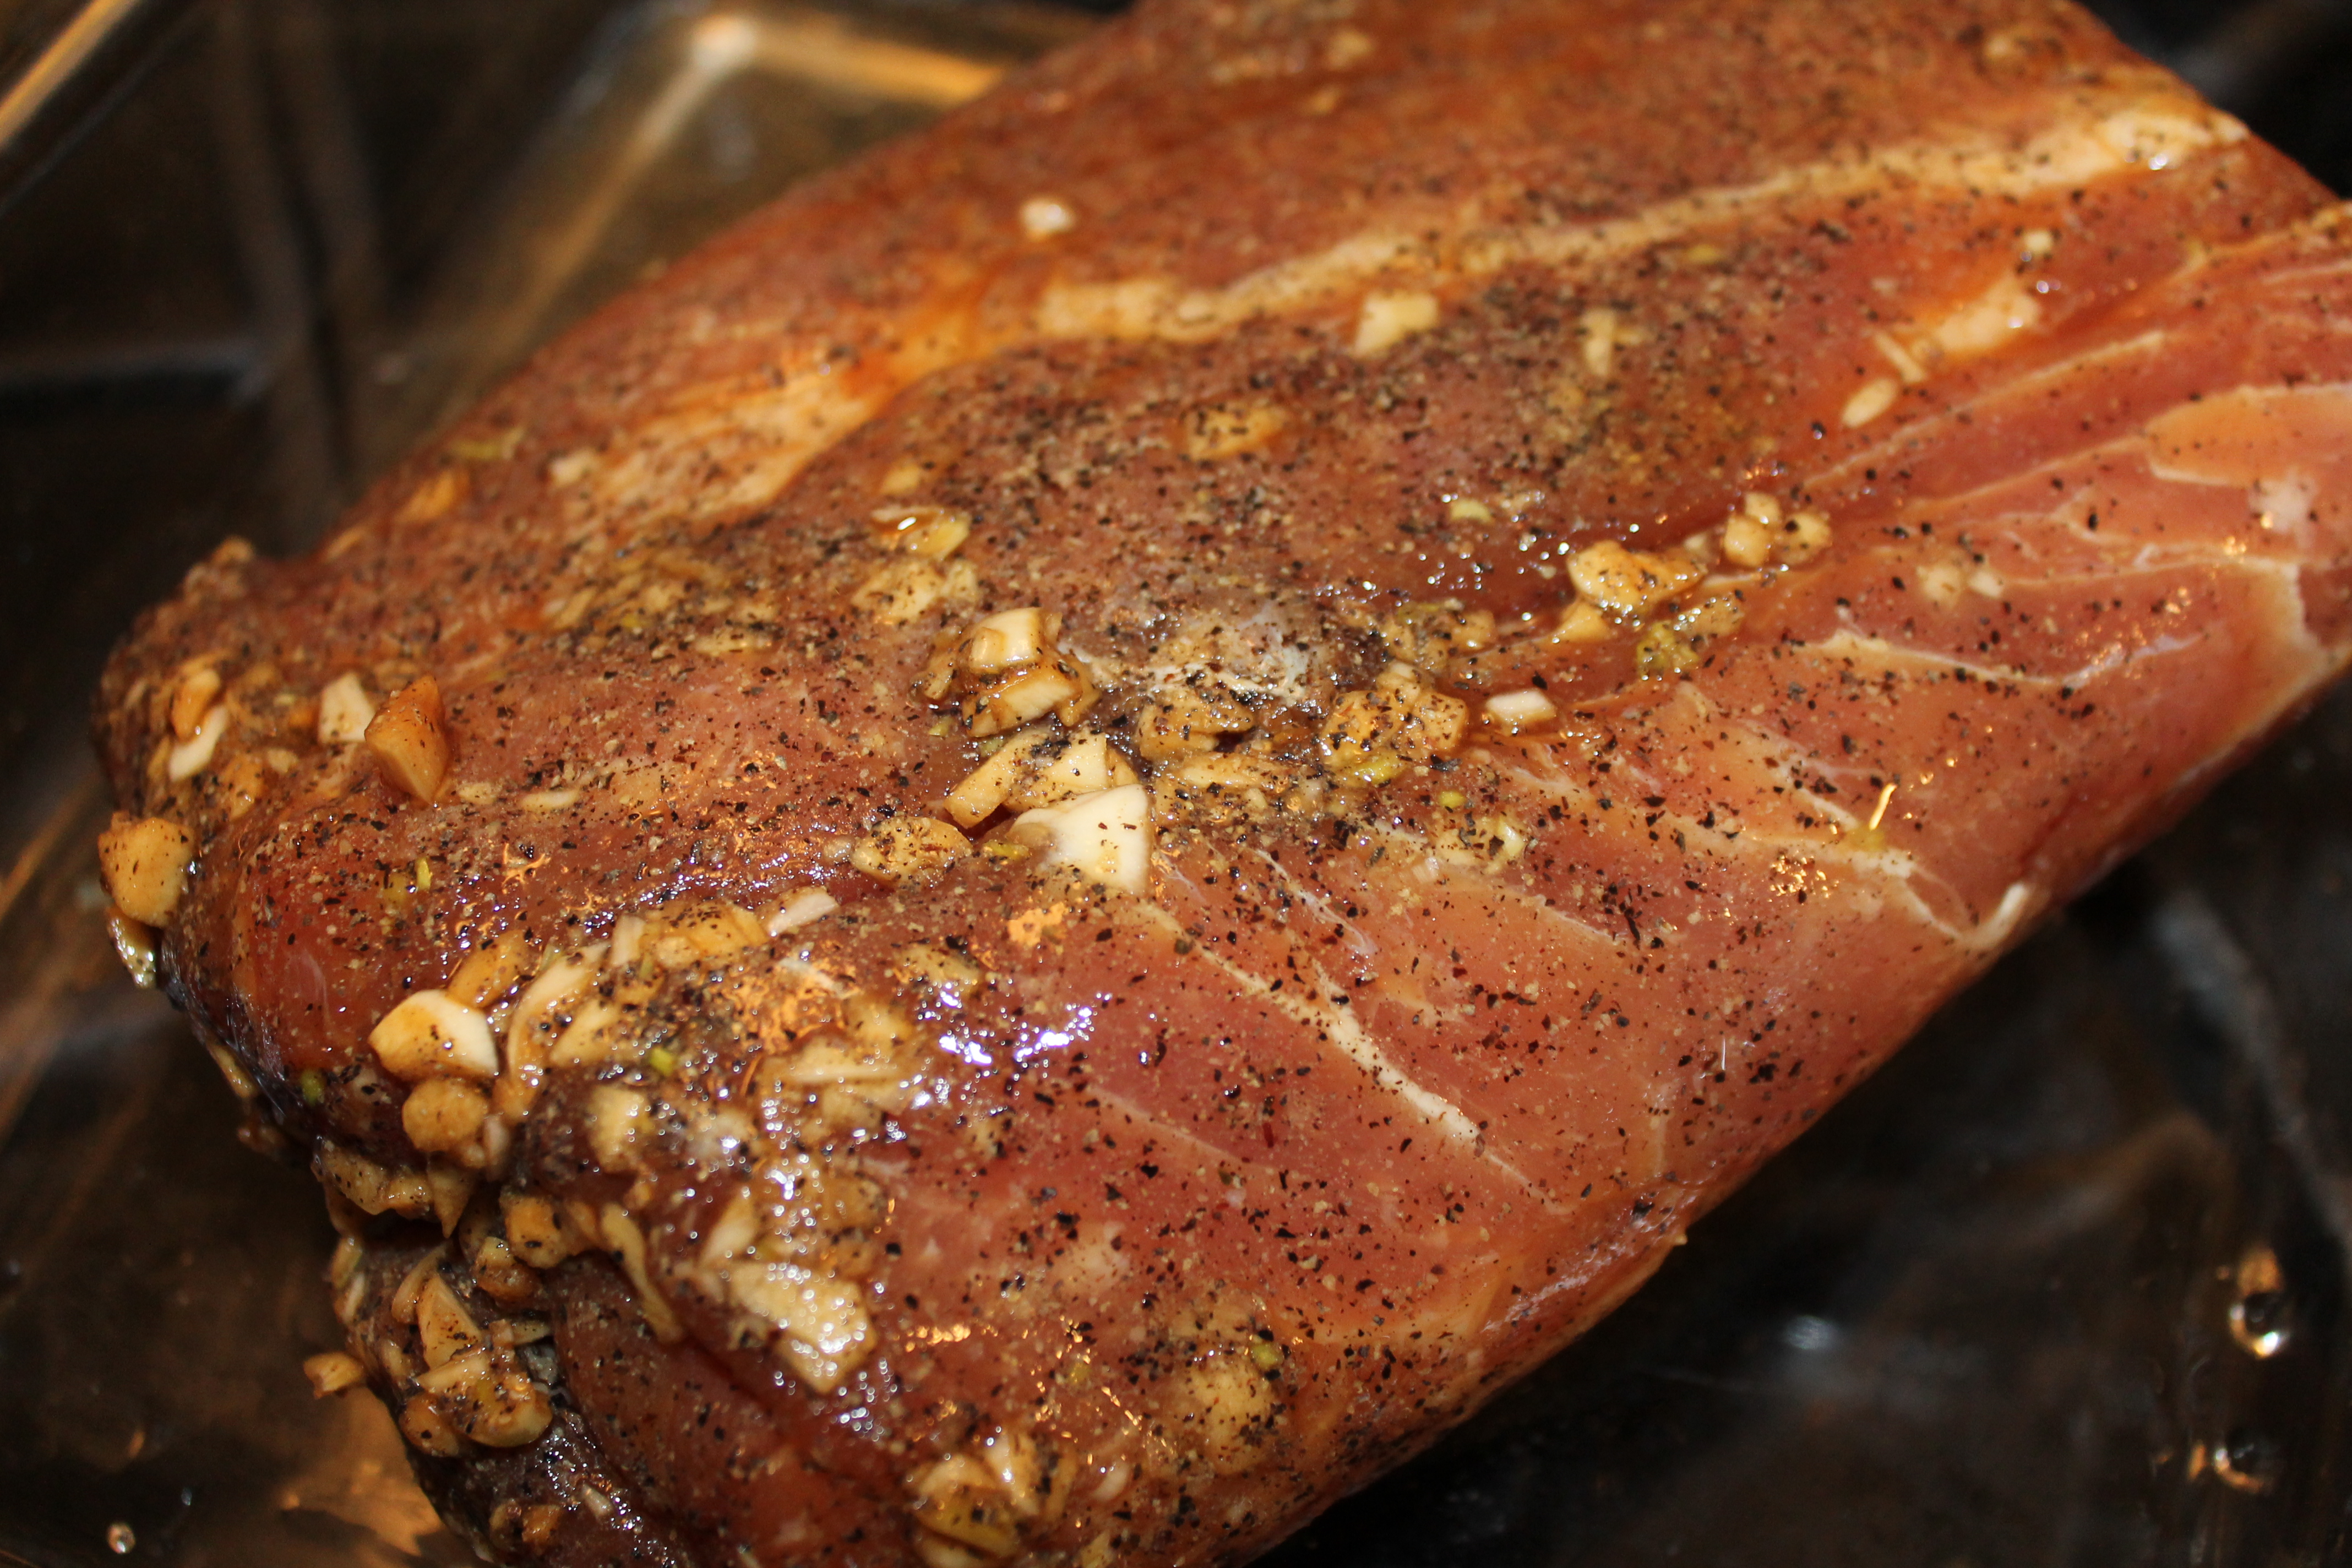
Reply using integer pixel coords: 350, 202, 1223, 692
90, 0, 2352, 1564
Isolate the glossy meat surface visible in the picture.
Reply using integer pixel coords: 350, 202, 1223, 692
92, 0, 2352, 1563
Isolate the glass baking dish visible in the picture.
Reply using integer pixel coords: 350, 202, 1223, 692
1, 2, 2347, 1563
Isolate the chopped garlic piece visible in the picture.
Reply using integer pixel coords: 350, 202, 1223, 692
870, 504, 971, 560
698, 1191, 761, 1271
1549, 600, 1613, 644
944, 725, 1057, 827
317, 1141, 431, 1218
403, 1077, 491, 1156
968, 662, 1088, 736
1673, 593, 1745, 640
399, 1395, 464, 1456
729, 1260, 875, 1393
1173, 1353, 1278, 1476
1928, 274, 2041, 358
416, 1343, 552, 1447
366, 676, 452, 802
498, 956, 596, 1120
962, 607, 1050, 676
1841, 376, 1899, 428
369, 990, 499, 1081
1721, 513, 1774, 568
778, 1028, 907, 1087
442, 926, 531, 1011
608, 913, 646, 969
645, 900, 765, 968
1871, 330, 1929, 385
302, 1351, 367, 1397
767, 888, 840, 934
852, 816, 971, 884
317, 672, 374, 744
1378, 601, 1496, 667
170, 665, 221, 741
1484, 689, 1558, 732
1353, 290, 1439, 355
1324, 25, 1374, 67
912, 1453, 1025, 1556
396, 468, 466, 526
1919, 558, 1967, 607
416, 1273, 485, 1368
548, 997, 626, 1068
167, 703, 228, 781
1567, 540, 1702, 618
1780, 508, 1833, 563
1322, 662, 1468, 775
587, 1086, 651, 1173
852, 556, 974, 624
547, 448, 597, 486
1581, 307, 1629, 379
1012, 783, 1151, 894
598, 1203, 682, 1342
106, 906, 157, 988
502, 1193, 583, 1270
1019, 195, 1077, 239
96, 814, 194, 926
1132, 684, 1254, 763
1004, 734, 1139, 812
1150, 753, 1292, 823
1182, 401, 1287, 460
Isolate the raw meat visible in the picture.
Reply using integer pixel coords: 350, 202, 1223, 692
92, 0, 2352, 1562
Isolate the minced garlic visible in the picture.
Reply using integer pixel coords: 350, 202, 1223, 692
1132, 683, 1255, 763
365, 676, 452, 802
166, 703, 228, 781
1567, 539, 1702, 619
852, 816, 971, 883
96, 813, 194, 926
402, 1077, 491, 1157
1378, 601, 1496, 667
1322, 662, 1467, 777
369, 990, 499, 1081
301, 1351, 366, 1397
1484, 689, 1558, 733
1353, 290, 1439, 355
1011, 783, 1152, 893
317, 672, 375, 744
870, 504, 972, 559
169, 664, 221, 740
1150, 753, 1293, 823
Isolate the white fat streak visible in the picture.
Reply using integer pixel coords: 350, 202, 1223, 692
589, 89, 2235, 531
1482, 687, 1984, 947
1964, 880, 2040, 954
1350, 817, 1629, 959
1036, 97, 2235, 347
1235, 845, 1385, 970
1810, 329, 2174, 492
2246, 247, 2352, 293
1085, 1076, 1278, 1189
1812, 556, 2315, 692
1843, 393, 2350, 600
1131, 897, 1485, 1152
